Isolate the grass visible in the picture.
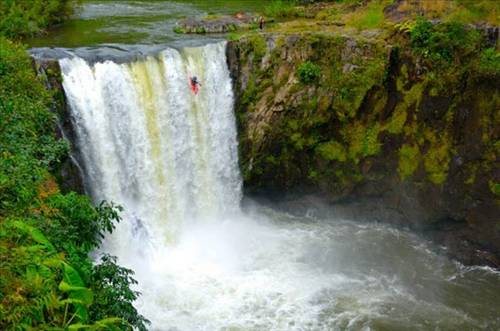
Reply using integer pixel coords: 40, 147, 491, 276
264, 0, 303, 19
449, 0, 499, 25
346, 0, 392, 30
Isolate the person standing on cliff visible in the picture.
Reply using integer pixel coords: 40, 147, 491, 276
259, 16, 265, 30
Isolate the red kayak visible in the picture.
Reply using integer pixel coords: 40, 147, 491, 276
190, 81, 199, 95
189, 76, 201, 95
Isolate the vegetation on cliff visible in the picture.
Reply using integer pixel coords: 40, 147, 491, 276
232, 0, 499, 196
0, 3, 149, 330
228, 0, 499, 265
0, 0, 74, 39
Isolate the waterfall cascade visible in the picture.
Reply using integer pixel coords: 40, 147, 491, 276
60, 41, 241, 248
58, 41, 500, 331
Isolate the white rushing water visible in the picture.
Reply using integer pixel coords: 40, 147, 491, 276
59, 41, 500, 331
60, 41, 241, 244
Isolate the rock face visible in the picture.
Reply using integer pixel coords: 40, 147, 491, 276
227, 32, 500, 267
174, 14, 256, 34
32, 58, 85, 195
30, 30, 499, 267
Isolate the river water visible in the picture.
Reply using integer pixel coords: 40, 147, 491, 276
36, 1, 500, 330
27, 0, 267, 47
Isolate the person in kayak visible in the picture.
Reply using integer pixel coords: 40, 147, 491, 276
190, 76, 201, 94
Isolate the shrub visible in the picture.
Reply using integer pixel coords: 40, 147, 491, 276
90, 255, 150, 331
297, 61, 322, 84
0, 0, 74, 38
478, 48, 500, 78
409, 18, 480, 63
0, 26, 148, 330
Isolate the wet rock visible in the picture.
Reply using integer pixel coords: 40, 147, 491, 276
32, 57, 85, 194
342, 63, 358, 73
228, 31, 500, 268
175, 14, 258, 34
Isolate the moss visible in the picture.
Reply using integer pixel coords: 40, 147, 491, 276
345, 0, 392, 30
245, 34, 267, 63
342, 122, 382, 164
398, 144, 420, 180
489, 181, 500, 196
429, 87, 439, 96
227, 32, 242, 41
195, 26, 207, 34
385, 81, 424, 135
308, 169, 319, 181
173, 26, 186, 34
464, 163, 479, 185
237, 27, 489, 194
331, 57, 387, 120
423, 131, 452, 185
290, 132, 305, 150
405, 82, 424, 108
297, 61, 322, 84
240, 79, 258, 108
386, 103, 407, 134
396, 64, 409, 91
476, 91, 499, 143
316, 141, 347, 162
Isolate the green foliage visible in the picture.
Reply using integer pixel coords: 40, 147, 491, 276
477, 48, 500, 78
343, 122, 382, 163
297, 61, 321, 84
386, 105, 408, 134
173, 26, 186, 34
0, 29, 147, 330
0, 37, 67, 213
348, 0, 388, 30
398, 144, 420, 180
0, 220, 125, 330
409, 17, 480, 63
90, 255, 150, 331
449, 0, 499, 25
40, 195, 122, 252
423, 132, 452, 184
316, 141, 347, 162
247, 33, 267, 62
489, 181, 500, 196
0, 0, 74, 38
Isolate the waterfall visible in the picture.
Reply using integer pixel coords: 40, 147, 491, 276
59, 41, 241, 249
57, 41, 500, 331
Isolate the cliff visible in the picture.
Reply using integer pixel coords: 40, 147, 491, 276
30, 23, 499, 267
227, 26, 499, 267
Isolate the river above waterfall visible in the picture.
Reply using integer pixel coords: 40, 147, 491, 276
26, 0, 267, 48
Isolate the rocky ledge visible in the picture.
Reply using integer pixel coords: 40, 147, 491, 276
227, 30, 499, 267
174, 14, 258, 34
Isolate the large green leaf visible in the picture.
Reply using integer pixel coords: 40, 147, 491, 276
63, 263, 85, 287
60, 263, 94, 322
12, 220, 55, 251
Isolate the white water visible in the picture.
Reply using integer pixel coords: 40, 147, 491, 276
60, 41, 500, 330
60, 42, 241, 243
